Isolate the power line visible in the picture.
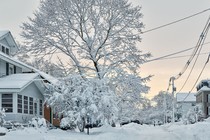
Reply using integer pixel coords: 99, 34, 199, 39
159, 52, 210, 60
182, 53, 210, 102
175, 17, 210, 93
164, 16, 210, 106
174, 17, 210, 80
142, 8, 210, 34
145, 42, 210, 63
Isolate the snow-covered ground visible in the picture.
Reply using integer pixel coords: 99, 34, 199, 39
1, 119, 210, 140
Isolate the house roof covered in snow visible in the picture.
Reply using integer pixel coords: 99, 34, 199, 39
176, 93, 196, 102
0, 73, 39, 90
196, 79, 210, 91
0, 51, 59, 85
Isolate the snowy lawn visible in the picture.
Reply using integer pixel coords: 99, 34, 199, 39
1, 119, 210, 140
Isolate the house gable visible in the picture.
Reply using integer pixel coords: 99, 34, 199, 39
0, 31, 18, 55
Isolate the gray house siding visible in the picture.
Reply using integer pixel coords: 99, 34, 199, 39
0, 38, 10, 47
196, 91, 210, 118
16, 66, 22, 73
0, 59, 22, 77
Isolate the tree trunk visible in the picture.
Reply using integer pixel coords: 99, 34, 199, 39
77, 117, 85, 132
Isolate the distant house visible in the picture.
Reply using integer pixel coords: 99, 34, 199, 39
176, 93, 196, 118
0, 30, 60, 126
195, 79, 210, 118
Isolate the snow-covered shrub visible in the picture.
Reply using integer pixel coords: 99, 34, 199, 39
183, 105, 204, 124
185, 109, 196, 124
38, 118, 47, 127
0, 108, 6, 127
60, 116, 76, 130
29, 117, 47, 128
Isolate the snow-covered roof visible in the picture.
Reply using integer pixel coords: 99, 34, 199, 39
199, 86, 210, 91
37, 71, 59, 85
196, 79, 210, 90
0, 73, 39, 89
176, 93, 196, 102
0, 51, 59, 85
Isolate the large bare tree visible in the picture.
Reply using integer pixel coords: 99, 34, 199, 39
21, 0, 149, 79
21, 0, 151, 129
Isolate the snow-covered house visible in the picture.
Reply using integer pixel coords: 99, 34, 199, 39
0, 30, 60, 125
195, 79, 210, 118
176, 93, 196, 118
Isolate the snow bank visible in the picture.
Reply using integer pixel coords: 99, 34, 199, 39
2, 120, 210, 140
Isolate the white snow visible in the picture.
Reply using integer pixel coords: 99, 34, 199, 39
1, 121, 210, 140
0, 73, 39, 89
199, 86, 210, 91
36, 71, 59, 85
176, 93, 196, 102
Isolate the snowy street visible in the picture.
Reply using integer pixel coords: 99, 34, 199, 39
2, 119, 210, 140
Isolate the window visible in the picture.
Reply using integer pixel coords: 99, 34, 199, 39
34, 103, 37, 115
2, 46, 5, 53
39, 100, 43, 115
6, 48, 9, 55
2, 94, 13, 112
208, 94, 210, 103
17, 95, 22, 113
14, 66, 16, 74
24, 96, 28, 114
6, 63, 9, 75
29, 97, 33, 114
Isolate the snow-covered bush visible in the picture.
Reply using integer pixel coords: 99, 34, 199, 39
60, 116, 76, 130
185, 109, 196, 124
0, 108, 6, 127
183, 105, 204, 124
29, 117, 47, 128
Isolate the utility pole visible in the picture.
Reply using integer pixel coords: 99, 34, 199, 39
170, 77, 176, 123
163, 93, 166, 124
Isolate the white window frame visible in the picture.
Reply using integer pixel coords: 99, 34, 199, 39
24, 96, 28, 114
17, 94, 22, 113
29, 97, 33, 114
